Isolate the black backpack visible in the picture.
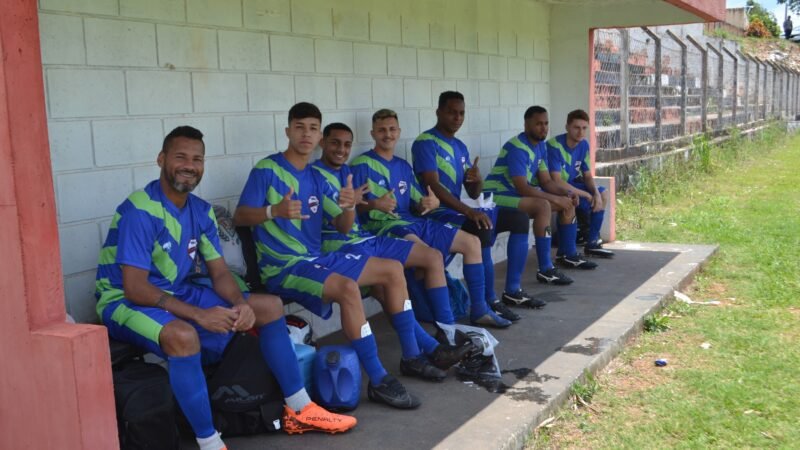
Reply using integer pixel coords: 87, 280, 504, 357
204, 332, 285, 436
111, 340, 179, 450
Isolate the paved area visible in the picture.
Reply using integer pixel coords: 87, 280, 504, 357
217, 242, 717, 449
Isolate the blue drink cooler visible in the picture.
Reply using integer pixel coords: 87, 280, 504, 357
293, 343, 316, 394
313, 345, 361, 411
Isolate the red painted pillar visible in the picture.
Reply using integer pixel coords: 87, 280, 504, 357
0, 1, 118, 448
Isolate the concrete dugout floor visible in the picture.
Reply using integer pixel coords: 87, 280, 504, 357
220, 241, 717, 450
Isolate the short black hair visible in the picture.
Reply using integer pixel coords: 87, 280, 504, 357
288, 102, 322, 124
323, 122, 353, 138
162, 126, 204, 154
437, 91, 465, 110
524, 106, 548, 119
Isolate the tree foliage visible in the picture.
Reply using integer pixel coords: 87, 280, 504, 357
747, 0, 780, 37
778, 0, 800, 15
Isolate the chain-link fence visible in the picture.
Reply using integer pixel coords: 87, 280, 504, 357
594, 26, 799, 160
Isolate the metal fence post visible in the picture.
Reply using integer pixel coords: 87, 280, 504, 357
753, 57, 760, 122
739, 52, 750, 123
722, 47, 737, 125
687, 36, 707, 132
642, 27, 662, 146
761, 59, 768, 119
707, 44, 723, 129
666, 30, 687, 136
619, 29, 630, 148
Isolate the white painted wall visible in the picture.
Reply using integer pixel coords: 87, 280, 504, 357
41, 0, 552, 329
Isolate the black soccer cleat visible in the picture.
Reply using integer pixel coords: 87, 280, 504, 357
501, 289, 546, 309
491, 299, 522, 321
367, 374, 421, 409
557, 254, 598, 270
536, 267, 574, 285
400, 356, 447, 382
428, 342, 472, 370
585, 241, 615, 258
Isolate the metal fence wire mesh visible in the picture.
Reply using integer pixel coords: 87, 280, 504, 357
592, 27, 798, 159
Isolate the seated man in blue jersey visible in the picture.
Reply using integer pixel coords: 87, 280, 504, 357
546, 109, 614, 258
351, 108, 520, 328
485, 106, 597, 285
412, 91, 544, 323
311, 122, 471, 377
234, 102, 440, 409
95, 126, 356, 450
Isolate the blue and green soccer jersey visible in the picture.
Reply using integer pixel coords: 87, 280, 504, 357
546, 133, 591, 185
311, 160, 373, 253
350, 149, 426, 235
95, 180, 223, 316
411, 128, 472, 201
484, 133, 549, 207
238, 153, 342, 282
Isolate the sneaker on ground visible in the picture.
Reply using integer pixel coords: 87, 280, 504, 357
491, 299, 521, 321
501, 290, 546, 309
585, 241, 614, 258
429, 342, 472, 370
556, 254, 598, 270
400, 356, 447, 382
367, 374, 421, 409
536, 267, 574, 285
282, 401, 357, 435
470, 310, 512, 328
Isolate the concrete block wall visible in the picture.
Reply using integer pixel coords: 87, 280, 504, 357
40, 0, 552, 334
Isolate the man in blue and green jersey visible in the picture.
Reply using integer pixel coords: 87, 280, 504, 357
234, 103, 439, 409
485, 106, 597, 285
546, 109, 614, 258
353, 108, 522, 328
312, 122, 471, 374
95, 126, 356, 449
412, 91, 543, 321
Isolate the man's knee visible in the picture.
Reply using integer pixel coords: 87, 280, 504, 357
324, 275, 362, 309
418, 245, 444, 271
249, 293, 284, 325
159, 320, 200, 356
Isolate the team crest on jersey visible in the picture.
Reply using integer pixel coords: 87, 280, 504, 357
161, 241, 172, 252
445, 155, 451, 162
187, 238, 197, 260
308, 195, 319, 214
378, 179, 386, 187
461, 156, 466, 165
398, 180, 408, 195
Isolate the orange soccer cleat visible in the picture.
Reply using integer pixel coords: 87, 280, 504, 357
282, 401, 357, 435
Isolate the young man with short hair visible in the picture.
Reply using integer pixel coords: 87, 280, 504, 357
96, 126, 356, 450
485, 106, 597, 286
311, 122, 470, 377
546, 109, 613, 258
412, 92, 544, 322
351, 109, 522, 327
234, 103, 433, 409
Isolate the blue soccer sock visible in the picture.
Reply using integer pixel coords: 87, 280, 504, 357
506, 233, 529, 293
463, 262, 488, 317
481, 247, 497, 301
426, 286, 455, 325
413, 322, 440, 354
258, 317, 305, 401
390, 309, 423, 360
534, 235, 554, 271
168, 353, 215, 439
351, 333, 389, 386
589, 210, 605, 243
558, 222, 578, 257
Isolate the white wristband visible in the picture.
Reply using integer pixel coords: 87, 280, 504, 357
343, 205, 356, 211
265, 204, 273, 220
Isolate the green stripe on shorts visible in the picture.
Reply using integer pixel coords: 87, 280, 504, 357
494, 194, 521, 209
110, 303, 164, 345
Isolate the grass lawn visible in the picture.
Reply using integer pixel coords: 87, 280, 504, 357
528, 124, 800, 449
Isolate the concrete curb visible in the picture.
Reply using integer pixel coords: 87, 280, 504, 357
434, 242, 718, 450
